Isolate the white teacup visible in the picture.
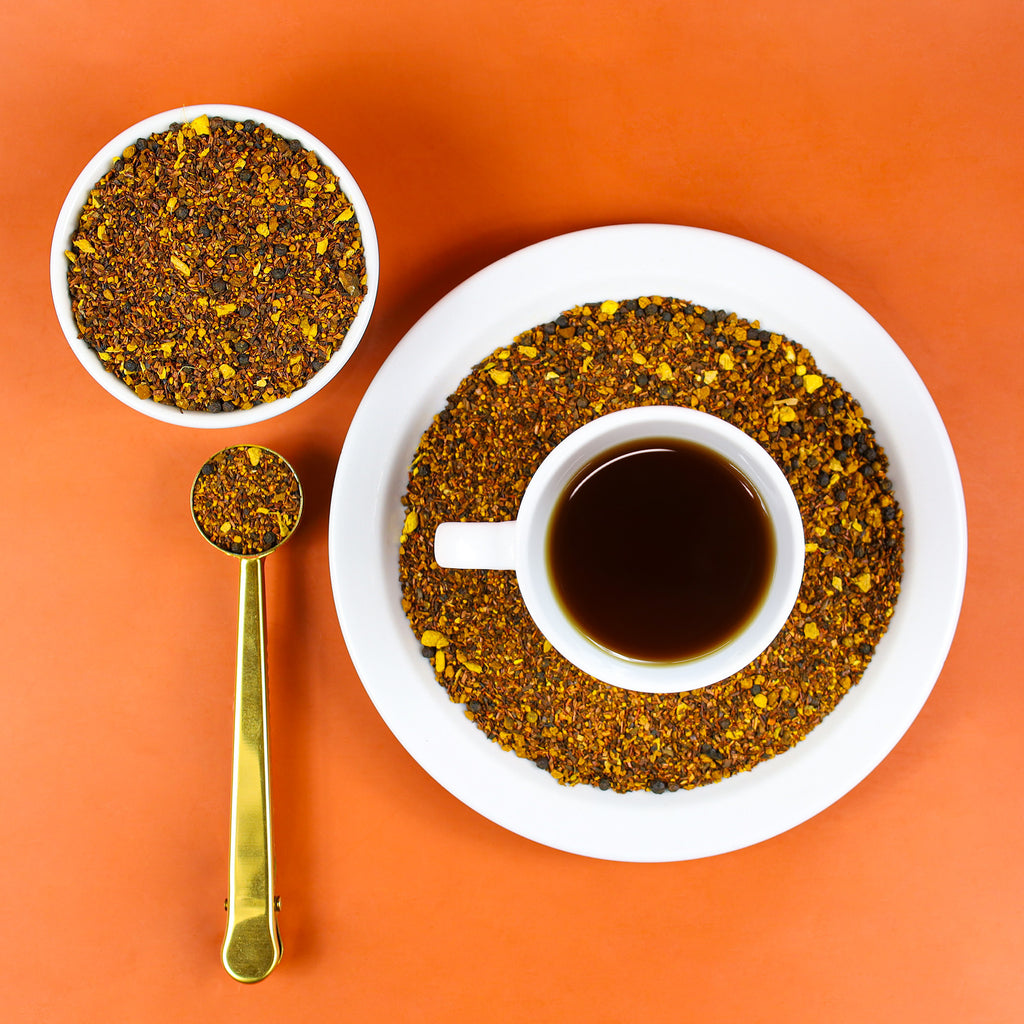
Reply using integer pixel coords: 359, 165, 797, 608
434, 406, 804, 693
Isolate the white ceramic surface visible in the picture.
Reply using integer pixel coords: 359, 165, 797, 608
434, 406, 805, 693
50, 104, 378, 428
328, 224, 967, 862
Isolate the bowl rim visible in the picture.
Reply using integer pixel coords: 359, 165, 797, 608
49, 103, 379, 428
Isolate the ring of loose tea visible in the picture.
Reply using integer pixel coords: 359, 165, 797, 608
399, 295, 904, 794
191, 445, 303, 556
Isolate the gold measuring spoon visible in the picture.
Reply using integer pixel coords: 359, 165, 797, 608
191, 445, 303, 984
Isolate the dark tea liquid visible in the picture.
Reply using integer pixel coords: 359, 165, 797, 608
546, 438, 775, 662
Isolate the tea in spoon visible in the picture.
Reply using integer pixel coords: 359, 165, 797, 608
191, 445, 303, 983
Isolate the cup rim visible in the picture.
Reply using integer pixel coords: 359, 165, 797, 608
49, 103, 379, 428
514, 406, 805, 694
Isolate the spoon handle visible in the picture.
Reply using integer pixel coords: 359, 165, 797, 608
222, 555, 282, 983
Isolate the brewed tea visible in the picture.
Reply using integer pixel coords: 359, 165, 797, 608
546, 438, 774, 662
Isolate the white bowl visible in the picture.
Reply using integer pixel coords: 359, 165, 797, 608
50, 104, 378, 428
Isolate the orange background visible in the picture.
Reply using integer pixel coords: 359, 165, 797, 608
2, 1, 1022, 1020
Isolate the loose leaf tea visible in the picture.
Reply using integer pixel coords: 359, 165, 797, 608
65, 114, 367, 412
398, 296, 904, 793
192, 446, 302, 556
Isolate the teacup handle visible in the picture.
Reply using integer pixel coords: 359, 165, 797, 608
434, 521, 518, 570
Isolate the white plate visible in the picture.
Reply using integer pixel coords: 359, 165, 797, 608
328, 224, 967, 862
